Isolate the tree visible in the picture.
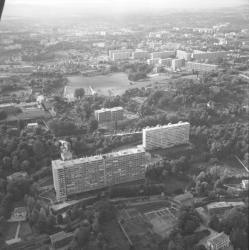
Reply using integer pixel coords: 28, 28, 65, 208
0, 111, 7, 121
88, 119, 98, 132
208, 214, 220, 231
74, 88, 85, 99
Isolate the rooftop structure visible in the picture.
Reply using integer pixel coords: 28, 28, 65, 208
142, 122, 190, 150
206, 232, 230, 250
52, 147, 146, 201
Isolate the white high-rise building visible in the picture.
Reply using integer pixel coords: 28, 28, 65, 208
142, 122, 190, 150
52, 147, 146, 201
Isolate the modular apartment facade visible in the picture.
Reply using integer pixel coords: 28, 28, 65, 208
186, 62, 218, 72
94, 107, 124, 123
142, 122, 190, 150
52, 147, 146, 201
151, 51, 175, 59
192, 51, 227, 62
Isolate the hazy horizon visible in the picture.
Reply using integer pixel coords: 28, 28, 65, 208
2, 0, 248, 19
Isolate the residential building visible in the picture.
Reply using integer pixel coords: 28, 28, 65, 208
94, 108, 111, 123
142, 122, 190, 150
109, 49, 133, 61
147, 58, 160, 65
192, 51, 227, 62
50, 231, 73, 250
95, 107, 123, 123
206, 201, 245, 216
159, 58, 173, 67
132, 51, 150, 59
172, 58, 185, 71
52, 147, 146, 201
112, 52, 131, 61
206, 232, 230, 250
151, 51, 175, 59
186, 62, 218, 72
176, 50, 192, 61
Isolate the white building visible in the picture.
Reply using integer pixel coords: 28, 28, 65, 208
52, 147, 146, 201
206, 232, 230, 250
172, 58, 185, 71
132, 51, 150, 60
151, 51, 175, 59
176, 50, 192, 61
142, 122, 190, 150
95, 107, 124, 123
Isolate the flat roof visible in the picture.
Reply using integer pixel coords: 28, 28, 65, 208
143, 122, 190, 132
207, 201, 245, 209
50, 231, 73, 242
52, 146, 145, 169
95, 107, 124, 113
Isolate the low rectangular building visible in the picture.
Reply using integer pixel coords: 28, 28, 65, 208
206, 232, 230, 250
206, 201, 245, 215
142, 122, 190, 150
132, 51, 150, 59
151, 51, 175, 59
192, 51, 227, 62
186, 62, 218, 72
52, 147, 146, 201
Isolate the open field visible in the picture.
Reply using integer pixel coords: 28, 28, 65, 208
66, 73, 172, 96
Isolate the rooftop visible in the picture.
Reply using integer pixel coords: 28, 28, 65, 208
143, 121, 190, 132
95, 107, 124, 113
207, 232, 230, 246
50, 231, 73, 243
207, 201, 245, 210
52, 146, 145, 169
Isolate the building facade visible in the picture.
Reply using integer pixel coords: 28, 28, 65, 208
176, 50, 192, 61
109, 49, 133, 61
172, 58, 185, 71
142, 122, 190, 150
192, 51, 227, 62
52, 147, 146, 201
186, 62, 218, 72
151, 51, 175, 59
94, 107, 124, 123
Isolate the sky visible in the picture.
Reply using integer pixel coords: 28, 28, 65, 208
2, 0, 248, 18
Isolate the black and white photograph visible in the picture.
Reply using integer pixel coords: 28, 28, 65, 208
0, 0, 248, 249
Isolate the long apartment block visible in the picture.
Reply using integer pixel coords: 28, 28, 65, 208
142, 122, 190, 150
52, 147, 146, 201
94, 107, 124, 123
